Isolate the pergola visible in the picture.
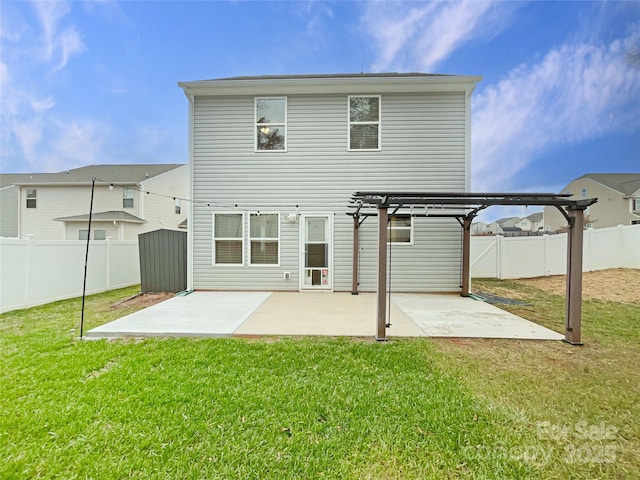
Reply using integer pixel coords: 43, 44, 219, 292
348, 192, 598, 345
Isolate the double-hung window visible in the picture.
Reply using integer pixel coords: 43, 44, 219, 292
213, 213, 244, 265
26, 188, 37, 208
123, 188, 134, 208
388, 215, 412, 244
349, 95, 380, 150
175, 198, 181, 214
250, 213, 279, 265
256, 98, 286, 151
634, 198, 640, 211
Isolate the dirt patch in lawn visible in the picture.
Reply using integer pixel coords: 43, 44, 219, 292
514, 268, 640, 303
111, 292, 174, 309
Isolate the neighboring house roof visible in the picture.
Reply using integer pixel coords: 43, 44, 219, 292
501, 226, 523, 232
178, 219, 187, 229
54, 211, 146, 223
494, 216, 520, 226
575, 173, 640, 197
1, 164, 184, 187
526, 212, 543, 222
215, 73, 453, 81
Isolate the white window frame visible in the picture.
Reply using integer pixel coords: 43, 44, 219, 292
255, 97, 287, 152
123, 187, 135, 208
249, 212, 280, 266
212, 212, 245, 266
581, 187, 588, 198
388, 214, 413, 245
634, 198, 640, 211
348, 95, 381, 151
26, 188, 37, 208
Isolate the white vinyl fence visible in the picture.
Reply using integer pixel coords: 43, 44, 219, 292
471, 224, 640, 279
1, 238, 140, 314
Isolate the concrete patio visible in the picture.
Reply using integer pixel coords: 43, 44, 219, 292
86, 291, 563, 341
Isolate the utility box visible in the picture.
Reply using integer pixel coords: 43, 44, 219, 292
138, 229, 187, 293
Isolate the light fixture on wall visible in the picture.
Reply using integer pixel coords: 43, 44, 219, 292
109, 184, 114, 191
285, 213, 298, 223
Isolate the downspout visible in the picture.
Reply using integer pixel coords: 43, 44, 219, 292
186, 92, 195, 291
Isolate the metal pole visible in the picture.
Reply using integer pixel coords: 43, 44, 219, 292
461, 217, 472, 296
376, 206, 388, 341
80, 178, 96, 339
564, 208, 584, 345
351, 215, 359, 295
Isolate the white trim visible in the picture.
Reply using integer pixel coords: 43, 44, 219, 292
248, 212, 280, 266
187, 95, 194, 290
465, 89, 472, 191
347, 95, 381, 151
254, 97, 287, 153
299, 213, 334, 291
212, 211, 245, 266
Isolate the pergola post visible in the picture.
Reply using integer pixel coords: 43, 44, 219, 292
461, 216, 472, 297
564, 208, 584, 345
351, 215, 359, 295
376, 206, 388, 341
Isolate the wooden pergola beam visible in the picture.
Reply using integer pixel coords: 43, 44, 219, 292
351, 191, 597, 345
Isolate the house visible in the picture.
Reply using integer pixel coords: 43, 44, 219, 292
178, 73, 481, 293
543, 173, 640, 231
522, 211, 544, 231
0, 164, 187, 240
494, 216, 520, 229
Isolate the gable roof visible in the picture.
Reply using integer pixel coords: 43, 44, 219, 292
576, 173, 640, 196
494, 216, 520, 225
1, 164, 184, 187
525, 212, 543, 222
54, 211, 145, 223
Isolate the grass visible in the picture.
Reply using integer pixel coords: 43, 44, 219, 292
1, 282, 638, 479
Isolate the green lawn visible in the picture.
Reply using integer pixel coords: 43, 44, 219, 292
1, 283, 637, 479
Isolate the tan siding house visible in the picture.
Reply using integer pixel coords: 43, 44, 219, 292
0, 164, 187, 240
544, 173, 640, 231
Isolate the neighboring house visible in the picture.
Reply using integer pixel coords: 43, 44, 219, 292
0, 164, 187, 240
543, 173, 640, 231
524, 211, 544, 231
470, 221, 488, 235
179, 73, 481, 292
494, 216, 520, 229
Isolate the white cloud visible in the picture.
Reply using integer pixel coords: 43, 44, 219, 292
0, 1, 93, 172
472, 30, 640, 191
362, 0, 514, 72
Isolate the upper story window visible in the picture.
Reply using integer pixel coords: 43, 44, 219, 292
250, 213, 279, 265
123, 188, 134, 208
256, 98, 286, 151
175, 198, 181, 215
581, 187, 588, 198
26, 188, 37, 208
349, 96, 380, 151
634, 198, 640, 211
388, 215, 412, 244
213, 213, 244, 265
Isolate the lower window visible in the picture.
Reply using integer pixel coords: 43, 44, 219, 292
388, 215, 412, 244
250, 213, 279, 265
213, 213, 244, 265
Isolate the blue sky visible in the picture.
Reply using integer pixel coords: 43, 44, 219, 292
1, 1, 639, 220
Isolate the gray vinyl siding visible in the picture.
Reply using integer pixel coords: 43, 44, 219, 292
192, 92, 467, 292
0, 186, 19, 238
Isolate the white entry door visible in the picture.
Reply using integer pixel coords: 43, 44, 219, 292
300, 214, 332, 290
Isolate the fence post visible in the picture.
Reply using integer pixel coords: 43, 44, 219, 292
24, 235, 35, 309
106, 237, 112, 290
496, 235, 503, 279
